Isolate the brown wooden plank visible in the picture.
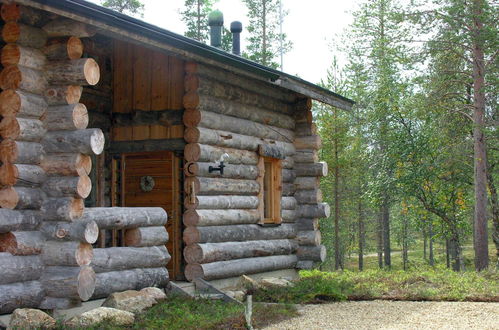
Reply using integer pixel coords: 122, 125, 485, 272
132, 45, 152, 111
132, 125, 150, 141
169, 56, 184, 110
150, 125, 169, 139
113, 40, 133, 113
151, 51, 169, 111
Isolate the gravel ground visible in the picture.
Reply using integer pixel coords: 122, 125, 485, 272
263, 301, 499, 330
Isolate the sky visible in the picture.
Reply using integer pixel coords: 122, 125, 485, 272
87, 0, 360, 84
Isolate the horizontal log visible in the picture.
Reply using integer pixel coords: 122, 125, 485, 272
43, 18, 97, 38
0, 186, 18, 209
15, 187, 45, 209
112, 109, 183, 126
184, 127, 295, 156
0, 281, 44, 314
296, 260, 315, 270
185, 195, 259, 210
0, 209, 39, 233
282, 156, 294, 169
0, 65, 46, 94
91, 246, 171, 273
124, 226, 169, 247
41, 265, 96, 301
41, 153, 91, 176
1, 164, 47, 187
0, 116, 46, 141
185, 255, 298, 281
294, 150, 319, 163
297, 245, 326, 262
183, 223, 296, 245
295, 122, 317, 137
92, 267, 168, 299
185, 143, 258, 165
1, 3, 48, 26
295, 189, 323, 204
79, 207, 167, 229
297, 203, 331, 218
41, 197, 84, 221
46, 58, 100, 86
46, 103, 88, 131
0, 140, 44, 164
282, 183, 296, 197
282, 169, 296, 183
184, 109, 294, 143
185, 177, 260, 196
294, 177, 320, 190
44, 85, 82, 105
108, 139, 185, 154
184, 162, 259, 180
295, 162, 328, 177
0, 253, 43, 285
258, 144, 286, 159
2, 22, 47, 48
0, 230, 43, 255
1, 44, 46, 69
296, 231, 322, 246
43, 174, 91, 199
0, 89, 47, 119
296, 218, 319, 231
42, 241, 93, 266
295, 135, 322, 150
44, 36, 83, 60
0, 162, 17, 186
184, 209, 260, 226
40, 220, 99, 244
42, 128, 105, 155
184, 239, 298, 264
281, 197, 297, 210
39, 297, 81, 310
281, 209, 297, 223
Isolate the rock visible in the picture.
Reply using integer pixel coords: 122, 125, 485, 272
227, 290, 246, 301
140, 287, 167, 301
67, 307, 134, 327
8, 309, 56, 330
259, 277, 294, 288
102, 290, 157, 314
241, 275, 261, 291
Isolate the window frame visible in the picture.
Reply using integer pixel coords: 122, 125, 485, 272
258, 156, 282, 225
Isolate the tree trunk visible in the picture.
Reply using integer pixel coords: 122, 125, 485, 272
429, 221, 434, 266
382, 196, 391, 268
91, 246, 170, 273
358, 194, 364, 271
377, 209, 383, 269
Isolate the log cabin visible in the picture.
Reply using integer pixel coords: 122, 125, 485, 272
0, 0, 354, 313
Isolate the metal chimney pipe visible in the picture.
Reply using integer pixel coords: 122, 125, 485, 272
230, 21, 242, 56
208, 10, 224, 48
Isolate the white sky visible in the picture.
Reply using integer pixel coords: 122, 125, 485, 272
87, 0, 360, 84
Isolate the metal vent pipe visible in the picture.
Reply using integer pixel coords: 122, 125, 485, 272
230, 21, 243, 56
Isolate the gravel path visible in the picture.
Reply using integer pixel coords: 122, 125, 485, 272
263, 301, 499, 330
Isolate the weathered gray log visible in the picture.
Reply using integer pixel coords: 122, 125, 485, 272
112, 109, 183, 126
282, 169, 296, 183
1, 3, 48, 26
295, 135, 322, 150
183, 209, 260, 226
92, 267, 169, 299
0, 253, 43, 285
296, 260, 315, 270
281, 209, 297, 223
4, 165, 44, 188
184, 162, 258, 180
185, 255, 298, 281
0, 65, 46, 94
0, 117, 46, 142
46, 103, 88, 131
294, 150, 319, 163
1, 44, 46, 69
282, 156, 294, 169
0, 186, 18, 209
295, 162, 328, 177
43, 175, 92, 199
297, 203, 331, 218
79, 207, 167, 229
0, 89, 47, 118
2, 22, 47, 48
296, 218, 319, 231
184, 239, 298, 264
0, 209, 39, 233
184, 127, 295, 156
0, 140, 44, 164
42, 128, 105, 155
91, 246, 170, 273
295, 122, 317, 137
41, 153, 91, 176
183, 109, 294, 142
15, 187, 45, 209
296, 231, 322, 246
43, 36, 83, 60
183, 223, 296, 245
185, 195, 259, 210
39, 297, 81, 310
185, 177, 260, 196
294, 177, 320, 190
44, 85, 82, 105
43, 18, 97, 38
295, 189, 323, 204
0, 231, 43, 255
41, 265, 96, 301
258, 144, 286, 159
46, 58, 100, 86
42, 241, 93, 266
124, 226, 169, 247
281, 197, 297, 210
41, 197, 84, 221
40, 220, 99, 244
185, 143, 258, 165
282, 183, 296, 197
0, 281, 44, 314
297, 245, 326, 262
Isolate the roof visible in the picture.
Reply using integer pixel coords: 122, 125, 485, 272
25, 0, 354, 110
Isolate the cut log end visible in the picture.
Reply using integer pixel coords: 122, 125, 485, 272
84, 58, 100, 85
0, 186, 19, 209
0, 65, 22, 91
90, 129, 105, 155
75, 242, 94, 266
84, 221, 99, 244
77, 174, 92, 199
77, 265, 96, 301
1, 3, 20, 22
45, 85, 83, 105
184, 263, 203, 281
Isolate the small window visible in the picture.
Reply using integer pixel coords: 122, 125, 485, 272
259, 157, 282, 224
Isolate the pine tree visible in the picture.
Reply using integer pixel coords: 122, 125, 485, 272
181, 0, 217, 43
101, 0, 144, 16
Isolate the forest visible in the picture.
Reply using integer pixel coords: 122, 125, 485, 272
102, 0, 498, 273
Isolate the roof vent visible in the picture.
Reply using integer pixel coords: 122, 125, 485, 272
230, 21, 242, 56
208, 10, 224, 48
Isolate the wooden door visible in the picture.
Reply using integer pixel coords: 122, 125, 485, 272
121, 151, 183, 279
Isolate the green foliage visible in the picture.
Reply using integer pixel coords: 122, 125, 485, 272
181, 0, 217, 43
101, 0, 144, 16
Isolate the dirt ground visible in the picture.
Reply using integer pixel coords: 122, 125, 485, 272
263, 300, 499, 330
